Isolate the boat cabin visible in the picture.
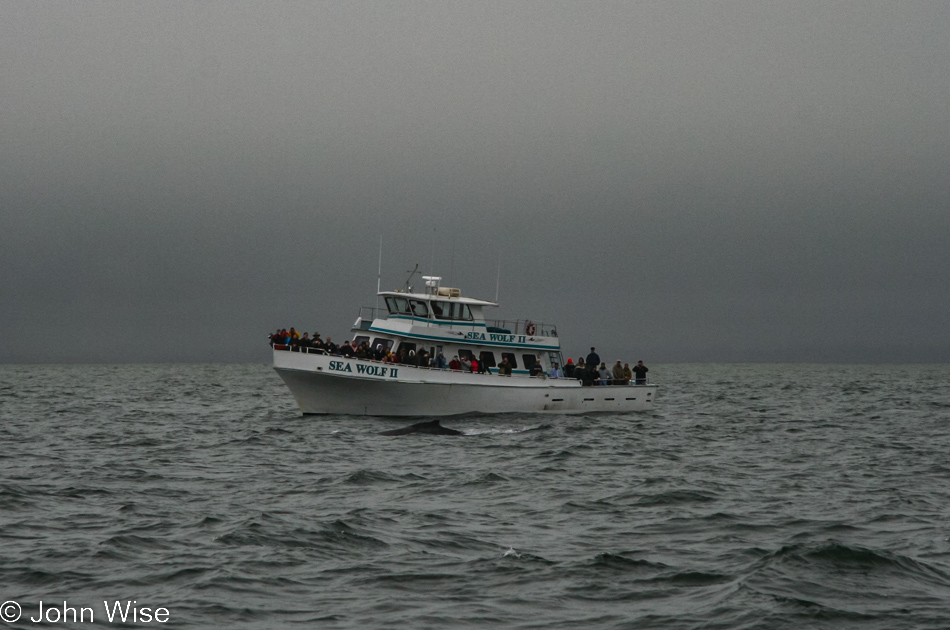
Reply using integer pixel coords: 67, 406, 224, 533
349, 276, 564, 376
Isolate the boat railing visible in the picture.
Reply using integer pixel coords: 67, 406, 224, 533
357, 306, 385, 323
486, 318, 557, 337
352, 308, 557, 338
272, 345, 650, 384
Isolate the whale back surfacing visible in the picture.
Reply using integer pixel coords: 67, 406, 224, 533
378, 419, 463, 436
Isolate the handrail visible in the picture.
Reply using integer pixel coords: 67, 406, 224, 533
272, 345, 649, 384
352, 308, 557, 337
357, 306, 384, 321
486, 318, 558, 337
275, 345, 541, 377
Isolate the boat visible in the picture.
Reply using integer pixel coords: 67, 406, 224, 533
272, 275, 657, 416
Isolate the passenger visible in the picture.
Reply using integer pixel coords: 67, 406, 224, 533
563, 358, 575, 378
460, 355, 472, 372
623, 362, 633, 381
434, 353, 448, 369
632, 360, 649, 385
590, 365, 602, 386
289, 327, 300, 341
340, 340, 355, 357
417, 349, 429, 367
311, 333, 325, 353
612, 360, 625, 384
498, 357, 513, 376
529, 363, 544, 377
300, 333, 312, 349
598, 363, 610, 385
549, 363, 563, 378
355, 342, 368, 359
374, 344, 385, 361
576, 358, 586, 373
586, 347, 600, 370
477, 357, 491, 375
577, 366, 594, 386
449, 356, 462, 371
269, 329, 282, 346
470, 356, 479, 373
324, 337, 338, 355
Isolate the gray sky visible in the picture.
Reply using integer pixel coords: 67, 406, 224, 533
2, 1, 948, 364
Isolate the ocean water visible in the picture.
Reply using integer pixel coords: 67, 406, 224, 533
2, 363, 950, 629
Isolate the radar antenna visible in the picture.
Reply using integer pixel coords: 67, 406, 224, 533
403, 263, 420, 293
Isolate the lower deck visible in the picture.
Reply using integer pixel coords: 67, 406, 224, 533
273, 349, 657, 416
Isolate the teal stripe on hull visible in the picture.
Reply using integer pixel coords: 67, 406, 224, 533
385, 315, 487, 328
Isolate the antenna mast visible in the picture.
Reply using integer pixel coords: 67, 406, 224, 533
495, 252, 501, 303
376, 236, 382, 311
429, 228, 436, 280
403, 263, 420, 293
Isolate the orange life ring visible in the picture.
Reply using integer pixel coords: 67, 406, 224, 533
525, 321, 536, 336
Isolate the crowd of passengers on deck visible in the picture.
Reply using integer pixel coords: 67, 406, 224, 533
270, 329, 648, 385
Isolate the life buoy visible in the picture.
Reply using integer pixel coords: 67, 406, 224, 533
525, 321, 536, 336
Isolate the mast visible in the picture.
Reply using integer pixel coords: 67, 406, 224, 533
494, 252, 501, 303
376, 235, 382, 312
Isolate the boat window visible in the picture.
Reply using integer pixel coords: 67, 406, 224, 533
479, 351, 496, 368
458, 349, 474, 361
398, 342, 416, 355
371, 338, 394, 351
502, 352, 518, 368
353, 335, 370, 348
430, 300, 474, 321
522, 354, 538, 369
384, 297, 398, 315
392, 296, 411, 315
409, 299, 429, 318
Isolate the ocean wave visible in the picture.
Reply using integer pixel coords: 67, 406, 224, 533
4, 363, 950, 628
214, 518, 390, 556
635, 489, 720, 506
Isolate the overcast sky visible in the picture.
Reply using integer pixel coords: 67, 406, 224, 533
2, 1, 948, 364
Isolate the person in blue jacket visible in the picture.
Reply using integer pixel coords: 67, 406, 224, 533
586, 347, 600, 368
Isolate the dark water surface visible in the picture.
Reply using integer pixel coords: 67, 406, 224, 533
2, 364, 950, 629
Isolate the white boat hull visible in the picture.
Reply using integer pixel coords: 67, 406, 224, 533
274, 349, 656, 416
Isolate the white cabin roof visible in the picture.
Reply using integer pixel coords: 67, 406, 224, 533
378, 290, 498, 308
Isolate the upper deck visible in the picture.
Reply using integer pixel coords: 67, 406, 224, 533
351, 278, 560, 351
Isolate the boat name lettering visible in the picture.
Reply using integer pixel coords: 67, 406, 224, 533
329, 361, 399, 379
465, 332, 527, 343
